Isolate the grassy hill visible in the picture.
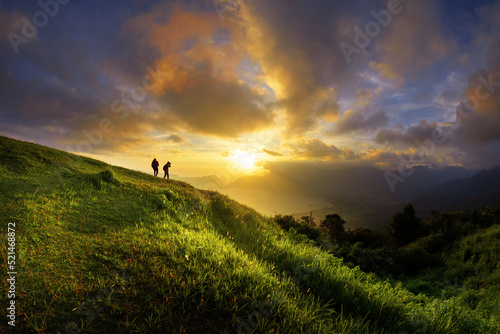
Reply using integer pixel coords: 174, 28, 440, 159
0, 135, 498, 333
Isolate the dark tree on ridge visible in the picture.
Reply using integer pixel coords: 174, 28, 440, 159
320, 214, 347, 244
388, 203, 424, 245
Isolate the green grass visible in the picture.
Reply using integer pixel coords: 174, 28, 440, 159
0, 135, 499, 333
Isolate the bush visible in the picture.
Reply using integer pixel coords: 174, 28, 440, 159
211, 195, 236, 226
392, 246, 440, 275
84, 168, 120, 189
346, 227, 390, 249
273, 215, 321, 241
99, 169, 119, 184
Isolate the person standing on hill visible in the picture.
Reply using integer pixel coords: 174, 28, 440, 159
163, 161, 171, 179
151, 158, 159, 176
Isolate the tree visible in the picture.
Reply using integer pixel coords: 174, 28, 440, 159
300, 213, 315, 226
388, 204, 424, 245
320, 214, 347, 244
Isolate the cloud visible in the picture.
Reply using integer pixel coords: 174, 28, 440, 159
286, 138, 360, 161
231, 0, 380, 135
455, 50, 500, 145
374, 120, 441, 147
361, 147, 442, 170
450, 2, 500, 167
127, 6, 274, 137
262, 148, 284, 157
369, 0, 456, 86
164, 134, 186, 144
1, 0, 500, 172
332, 106, 388, 135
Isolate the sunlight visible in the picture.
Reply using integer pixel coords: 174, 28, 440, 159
231, 149, 257, 171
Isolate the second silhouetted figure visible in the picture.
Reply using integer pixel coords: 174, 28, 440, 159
163, 161, 171, 179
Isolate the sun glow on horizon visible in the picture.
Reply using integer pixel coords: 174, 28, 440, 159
230, 148, 258, 172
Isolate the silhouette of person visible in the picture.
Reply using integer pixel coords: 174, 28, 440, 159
151, 158, 159, 176
163, 161, 171, 179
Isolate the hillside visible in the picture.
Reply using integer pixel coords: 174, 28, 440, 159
0, 135, 498, 333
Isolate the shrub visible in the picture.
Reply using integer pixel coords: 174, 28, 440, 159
151, 194, 169, 211
99, 169, 119, 184
346, 227, 390, 249
84, 168, 120, 189
211, 195, 236, 226
273, 215, 321, 241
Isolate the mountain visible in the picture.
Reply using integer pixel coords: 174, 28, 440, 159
412, 167, 500, 215
231, 164, 477, 229
0, 135, 496, 333
177, 174, 226, 190
229, 164, 476, 201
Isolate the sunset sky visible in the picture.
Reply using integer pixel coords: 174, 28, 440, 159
1, 0, 500, 190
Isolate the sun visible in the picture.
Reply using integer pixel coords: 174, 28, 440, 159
231, 149, 257, 171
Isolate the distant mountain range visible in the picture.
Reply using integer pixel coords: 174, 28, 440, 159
412, 166, 500, 215
176, 164, 500, 230
224, 165, 500, 230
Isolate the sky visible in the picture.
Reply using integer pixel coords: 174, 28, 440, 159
1, 0, 500, 195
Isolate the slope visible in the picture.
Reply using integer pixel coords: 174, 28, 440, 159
0, 135, 497, 333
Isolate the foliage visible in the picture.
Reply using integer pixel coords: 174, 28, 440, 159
388, 203, 425, 245
346, 227, 391, 249
273, 214, 320, 241
334, 201, 500, 323
320, 213, 347, 244
300, 214, 315, 226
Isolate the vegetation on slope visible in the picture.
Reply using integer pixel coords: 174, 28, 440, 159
310, 203, 500, 325
0, 135, 498, 333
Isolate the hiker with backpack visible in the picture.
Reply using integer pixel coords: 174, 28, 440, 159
151, 158, 159, 176
163, 161, 171, 179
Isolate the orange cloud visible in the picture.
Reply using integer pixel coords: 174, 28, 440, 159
125, 5, 274, 138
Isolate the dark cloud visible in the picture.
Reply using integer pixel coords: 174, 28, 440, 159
333, 107, 388, 135
375, 120, 442, 147
370, 0, 457, 86
286, 138, 360, 161
164, 134, 185, 143
455, 49, 500, 145
451, 3, 500, 168
262, 148, 284, 157
158, 75, 273, 137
